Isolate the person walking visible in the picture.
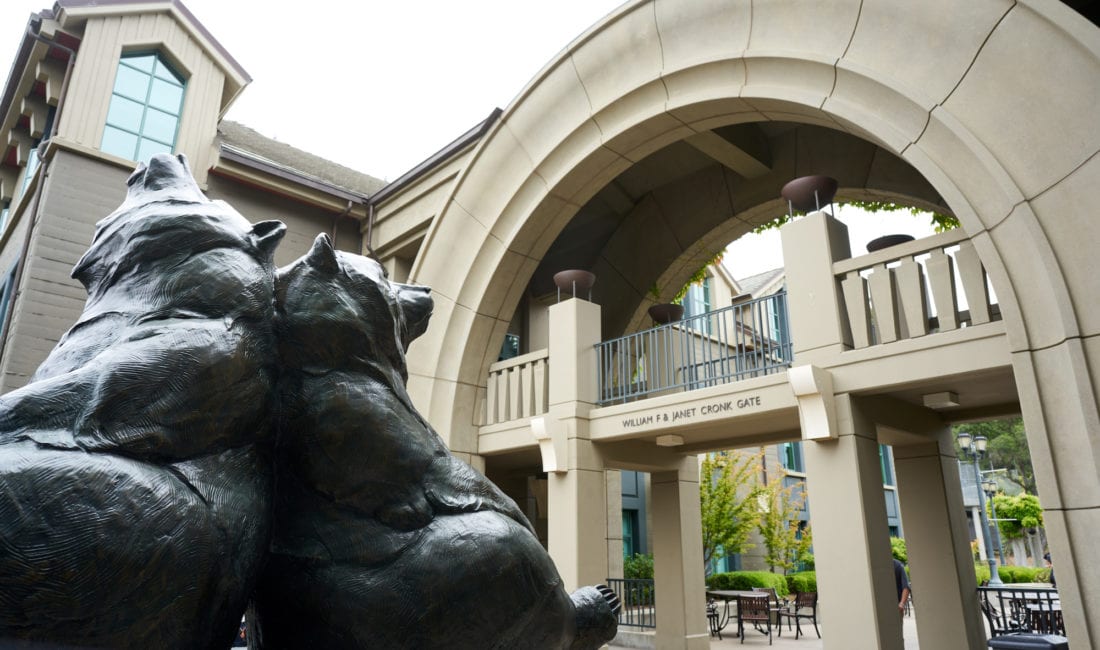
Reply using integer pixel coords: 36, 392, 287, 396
893, 558, 911, 618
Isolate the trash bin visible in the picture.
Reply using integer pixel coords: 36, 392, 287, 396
987, 633, 1069, 650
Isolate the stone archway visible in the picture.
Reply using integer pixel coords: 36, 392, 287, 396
407, 1, 1100, 645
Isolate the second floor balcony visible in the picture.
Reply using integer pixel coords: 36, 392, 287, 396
480, 216, 1009, 445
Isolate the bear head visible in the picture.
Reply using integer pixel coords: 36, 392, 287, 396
276, 233, 432, 383
71, 153, 285, 322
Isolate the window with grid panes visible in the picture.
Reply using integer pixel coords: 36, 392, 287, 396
101, 53, 185, 162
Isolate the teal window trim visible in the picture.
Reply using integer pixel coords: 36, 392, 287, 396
681, 276, 712, 333
101, 52, 186, 162
0, 261, 20, 339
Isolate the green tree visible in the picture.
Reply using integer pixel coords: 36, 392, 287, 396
990, 492, 1044, 540
700, 451, 764, 573
953, 418, 1035, 493
757, 476, 811, 574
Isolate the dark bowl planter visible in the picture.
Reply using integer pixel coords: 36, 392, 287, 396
648, 303, 684, 324
866, 234, 915, 253
553, 269, 596, 299
780, 175, 838, 213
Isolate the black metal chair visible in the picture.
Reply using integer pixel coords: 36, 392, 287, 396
737, 595, 772, 645
777, 591, 820, 639
707, 599, 723, 640
978, 595, 1029, 636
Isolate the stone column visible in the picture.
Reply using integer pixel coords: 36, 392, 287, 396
651, 457, 710, 650
780, 211, 853, 363
802, 394, 903, 650
893, 431, 986, 649
544, 298, 610, 592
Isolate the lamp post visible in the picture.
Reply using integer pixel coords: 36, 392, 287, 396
981, 475, 1006, 564
958, 431, 1003, 586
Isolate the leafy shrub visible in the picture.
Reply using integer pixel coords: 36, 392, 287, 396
999, 565, 1043, 583
890, 537, 907, 563
624, 553, 653, 580
975, 563, 1046, 585
975, 563, 991, 585
786, 571, 817, 594
706, 571, 789, 598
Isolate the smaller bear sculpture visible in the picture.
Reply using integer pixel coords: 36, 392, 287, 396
251, 234, 619, 649
0, 154, 285, 649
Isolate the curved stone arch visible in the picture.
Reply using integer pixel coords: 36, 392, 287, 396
409, 6, 1099, 641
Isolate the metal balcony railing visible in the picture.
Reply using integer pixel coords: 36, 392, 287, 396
606, 578, 656, 628
595, 291, 793, 405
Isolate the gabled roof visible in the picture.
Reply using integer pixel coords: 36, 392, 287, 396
217, 120, 386, 199
735, 267, 785, 298
53, 0, 250, 113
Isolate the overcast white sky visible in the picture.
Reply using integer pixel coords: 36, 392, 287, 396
0, 0, 937, 279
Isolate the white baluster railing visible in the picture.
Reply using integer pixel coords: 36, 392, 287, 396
834, 230, 999, 349
484, 349, 549, 425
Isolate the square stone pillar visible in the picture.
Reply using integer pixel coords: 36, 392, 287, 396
893, 432, 986, 649
651, 457, 709, 650
802, 394, 903, 650
545, 297, 609, 593
780, 211, 853, 362
547, 436, 610, 593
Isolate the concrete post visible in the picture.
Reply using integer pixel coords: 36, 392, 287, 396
544, 297, 610, 593
780, 211, 853, 363
652, 456, 710, 650
802, 394, 903, 650
893, 432, 986, 649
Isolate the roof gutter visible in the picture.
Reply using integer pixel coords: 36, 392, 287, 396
0, 12, 48, 131
368, 107, 502, 206
217, 144, 370, 205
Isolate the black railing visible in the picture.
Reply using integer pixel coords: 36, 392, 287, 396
977, 585, 1063, 636
606, 578, 655, 628
596, 292, 792, 405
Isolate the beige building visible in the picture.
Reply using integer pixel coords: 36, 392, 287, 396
2, 1, 1100, 649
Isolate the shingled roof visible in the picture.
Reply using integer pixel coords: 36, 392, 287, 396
217, 120, 386, 197
735, 267, 785, 297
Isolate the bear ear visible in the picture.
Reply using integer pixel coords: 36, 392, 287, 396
251, 220, 286, 260
306, 233, 340, 274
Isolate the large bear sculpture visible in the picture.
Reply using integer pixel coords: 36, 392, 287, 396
251, 234, 619, 649
0, 154, 284, 648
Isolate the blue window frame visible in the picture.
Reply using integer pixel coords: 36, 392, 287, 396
880, 444, 896, 486
0, 262, 19, 338
101, 53, 185, 162
680, 276, 712, 333
779, 441, 805, 473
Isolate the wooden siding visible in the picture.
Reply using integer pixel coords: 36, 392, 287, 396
0, 150, 125, 392
57, 13, 226, 183
204, 174, 362, 268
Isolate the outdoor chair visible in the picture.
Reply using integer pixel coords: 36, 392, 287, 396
752, 586, 786, 624
777, 591, 820, 639
736, 595, 772, 645
978, 590, 1031, 637
707, 599, 722, 640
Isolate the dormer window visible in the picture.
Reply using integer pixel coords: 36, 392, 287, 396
100, 53, 185, 162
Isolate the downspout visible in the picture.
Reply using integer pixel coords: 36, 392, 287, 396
0, 22, 77, 367
331, 199, 352, 250
365, 200, 378, 262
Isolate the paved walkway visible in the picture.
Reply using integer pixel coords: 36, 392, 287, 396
610, 611, 920, 649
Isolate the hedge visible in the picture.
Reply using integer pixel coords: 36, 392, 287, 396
706, 571, 789, 598
975, 563, 1050, 585
786, 571, 817, 594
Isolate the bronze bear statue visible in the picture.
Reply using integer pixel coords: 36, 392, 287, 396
0, 154, 284, 648
250, 234, 618, 649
